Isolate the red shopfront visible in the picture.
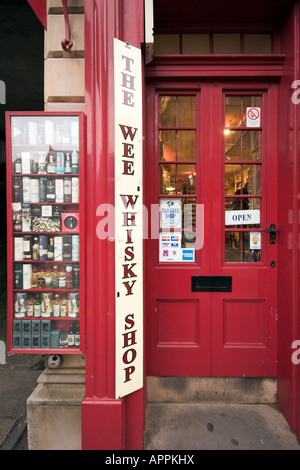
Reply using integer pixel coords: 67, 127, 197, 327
15, 0, 300, 450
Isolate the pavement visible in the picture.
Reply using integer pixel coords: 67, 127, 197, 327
0, 302, 44, 451
144, 403, 300, 450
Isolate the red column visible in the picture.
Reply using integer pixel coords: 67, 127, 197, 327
81, 0, 145, 450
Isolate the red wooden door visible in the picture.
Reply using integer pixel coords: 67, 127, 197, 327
145, 80, 278, 377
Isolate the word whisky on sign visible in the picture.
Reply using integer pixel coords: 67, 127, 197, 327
114, 38, 143, 399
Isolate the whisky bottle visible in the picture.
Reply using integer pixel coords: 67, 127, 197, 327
58, 266, 66, 289
60, 294, 68, 317
34, 294, 41, 318
65, 153, 72, 174
31, 265, 39, 289
74, 322, 80, 347
47, 238, 54, 260
45, 265, 52, 288
26, 295, 35, 317
67, 322, 75, 348
53, 294, 61, 317
52, 264, 59, 288
32, 237, 39, 260
23, 236, 32, 260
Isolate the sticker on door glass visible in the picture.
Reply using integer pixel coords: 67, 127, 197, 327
225, 210, 260, 226
250, 232, 261, 250
160, 199, 181, 229
246, 107, 261, 128
159, 232, 195, 262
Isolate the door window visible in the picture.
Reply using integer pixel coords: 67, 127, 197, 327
224, 95, 262, 263
159, 95, 197, 261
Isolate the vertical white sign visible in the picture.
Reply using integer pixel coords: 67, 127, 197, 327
114, 39, 143, 399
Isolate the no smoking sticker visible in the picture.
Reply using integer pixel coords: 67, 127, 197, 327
246, 107, 261, 127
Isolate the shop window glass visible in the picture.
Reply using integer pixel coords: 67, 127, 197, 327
154, 34, 180, 54
182, 34, 210, 54
213, 34, 240, 54
244, 34, 272, 54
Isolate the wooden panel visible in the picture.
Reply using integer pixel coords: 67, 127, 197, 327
156, 300, 199, 345
223, 300, 266, 346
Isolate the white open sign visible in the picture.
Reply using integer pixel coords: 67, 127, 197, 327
225, 210, 260, 226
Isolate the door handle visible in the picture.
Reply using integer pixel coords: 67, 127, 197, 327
262, 224, 277, 244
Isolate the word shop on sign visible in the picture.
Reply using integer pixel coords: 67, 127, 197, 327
114, 39, 143, 399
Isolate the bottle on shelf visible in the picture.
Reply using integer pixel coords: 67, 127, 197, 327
71, 151, 79, 174
31, 265, 39, 289
45, 265, 53, 288
66, 265, 73, 289
23, 235, 32, 260
65, 153, 72, 174
47, 238, 54, 260
34, 293, 41, 318
52, 264, 59, 289
38, 265, 46, 289
67, 322, 75, 348
32, 237, 39, 261
58, 266, 66, 289
60, 294, 68, 317
53, 294, 61, 317
75, 322, 80, 347
14, 155, 22, 174
27, 295, 35, 317
47, 154, 56, 174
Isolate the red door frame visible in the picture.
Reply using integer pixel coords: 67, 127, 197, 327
145, 79, 278, 378
81, 0, 145, 451
81, 0, 300, 448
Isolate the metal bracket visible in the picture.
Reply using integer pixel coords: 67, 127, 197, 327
61, 0, 73, 51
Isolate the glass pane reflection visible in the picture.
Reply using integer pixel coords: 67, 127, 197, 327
177, 164, 196, 194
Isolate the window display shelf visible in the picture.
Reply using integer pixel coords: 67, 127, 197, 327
6, 111, 86, 354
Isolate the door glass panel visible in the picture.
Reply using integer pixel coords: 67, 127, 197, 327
177, 164, 196, 194
225, 96, 242, 127
243, 164, 261, 195
160, 96, 176, 127
224, 94, 263, 263
178, 131, 195, 161
160, 130, 176, 161
242, 131, 261, 161
178, 96, 195, 127
225, 130, 241, 161
159, 95, 197, 262
225, 164, 242, 195
225, 232, 261, 263
242, 96, 261, 126
161, 164, 176, 194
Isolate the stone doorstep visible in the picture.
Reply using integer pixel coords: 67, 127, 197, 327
146, 377, 277, 404
37, 367, 85, 385
27, 383, 85, 407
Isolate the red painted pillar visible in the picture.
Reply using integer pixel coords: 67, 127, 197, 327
81, 0, 145, 450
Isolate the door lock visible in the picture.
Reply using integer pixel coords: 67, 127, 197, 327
262, 224, 277, 244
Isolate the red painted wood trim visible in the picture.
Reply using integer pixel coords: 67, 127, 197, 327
27, 0, 47, 30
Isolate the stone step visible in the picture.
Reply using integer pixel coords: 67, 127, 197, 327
146, 377, 277, 404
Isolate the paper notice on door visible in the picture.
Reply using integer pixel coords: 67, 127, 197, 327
159, 232, 181, 262
250, 232, 261, 250
159, 232, 195, 262
246, 107, 261, 127
160, 199, 182, 229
